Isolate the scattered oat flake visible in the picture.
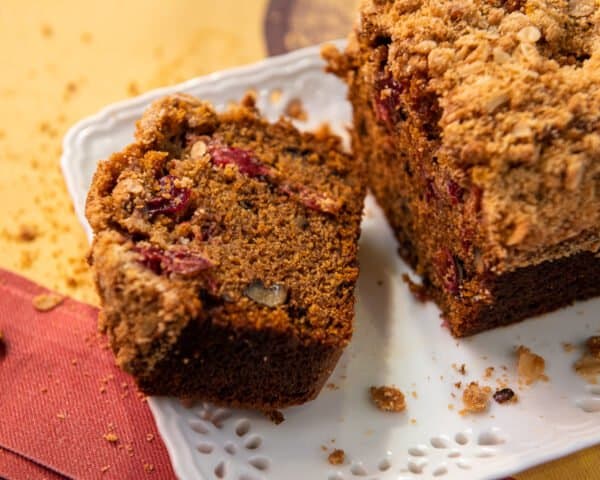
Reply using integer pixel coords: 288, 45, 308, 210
516, 345, 548, 385
484, 366, 495, 378
460, 382, 492, 414
100, 465, 110, 473
326, 383, 339, 390
57, 412, 66, 420
146, 433, 155, 442
33, 293, 64, 312
265, 409, 285, 425
144, 463, 155, 473
369, 386, 406, 412
328, 449, 345, 465
562, 342, 576, 353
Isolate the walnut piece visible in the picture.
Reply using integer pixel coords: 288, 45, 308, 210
516, 346, 548, 385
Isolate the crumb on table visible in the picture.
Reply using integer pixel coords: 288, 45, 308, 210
103, 432, 119, 443
369, 385, 406, 412
17, 224, 38, 242
328, 448, 345, 465
516, 345, 548, 385
32, 293, 65, 312
460, 382, 492, 414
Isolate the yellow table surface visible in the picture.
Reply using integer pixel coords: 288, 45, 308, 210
0, 1, 597, 478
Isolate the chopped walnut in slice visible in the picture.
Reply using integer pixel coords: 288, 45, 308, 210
369, 386, 406, 412
328, 449, 345, 465
32, 293, 65, 312
460, 382, 492, 414
516, 346, 548, 385
574, 336, 600, 383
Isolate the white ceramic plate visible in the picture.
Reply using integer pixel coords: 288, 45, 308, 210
61, 42, 600, 480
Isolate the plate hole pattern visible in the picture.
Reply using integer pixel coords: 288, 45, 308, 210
430, 436, 451, 449
244, 435, 262, 450
224, 441, 237, 455
187, 407, 271, 478
214, 460, 227, 479
236, 419, 251, 437
408, 445, 428, 457
249, 456, 270, 471
197, 442, 215, 454
407, 459, 428, 474
454, 431, 470, 445
377, 458, 391, 471
350, 462, 368, 476
190, 420, 210, 435
432, 464, 448, 477
447, 449, 461, 458
477, 428, 506, 446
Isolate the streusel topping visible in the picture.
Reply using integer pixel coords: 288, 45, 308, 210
354, 0, 600, 270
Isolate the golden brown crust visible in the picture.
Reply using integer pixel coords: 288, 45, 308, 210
86, 94, 365, 407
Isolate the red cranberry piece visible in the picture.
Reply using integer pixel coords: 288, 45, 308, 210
373, 74, 405, 128
146, 176, 192, 217
435, 248, 462, 295
447, 179, 465, 205
279, 183, 340, 215
135, 246, 165, 275
208, 143, 272, 178
135, 245, 213, 276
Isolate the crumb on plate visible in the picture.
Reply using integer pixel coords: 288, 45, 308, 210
516, 345, 548, 385
328, 448, 345, 465
369, 385, 406, 412
265, 409, 285, 425
460, 382, 492, 414
574, 336, 600, 383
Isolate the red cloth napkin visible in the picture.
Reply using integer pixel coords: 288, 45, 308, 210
0, 268, 177, 480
